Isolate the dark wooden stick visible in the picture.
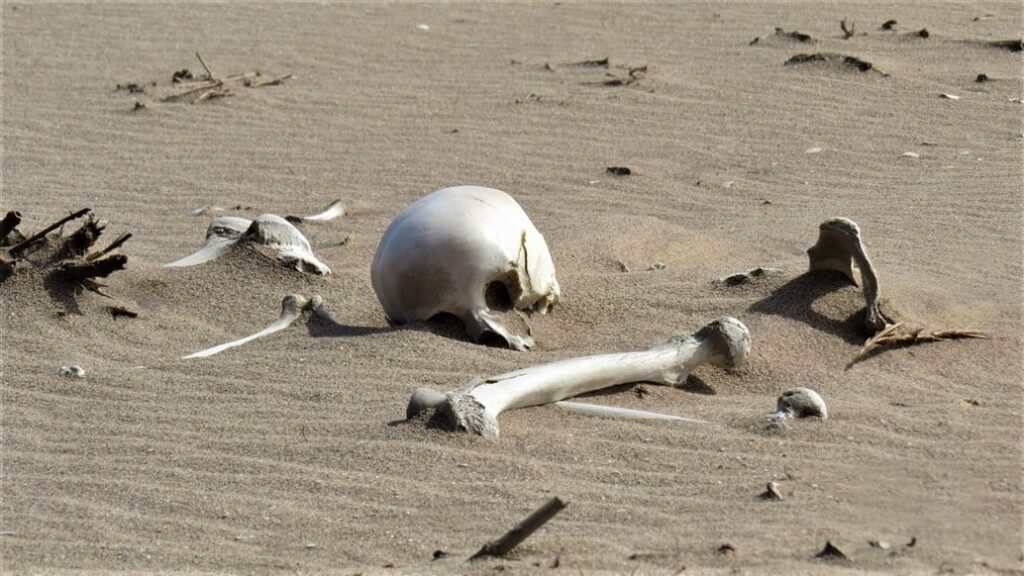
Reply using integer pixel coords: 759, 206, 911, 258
86, 232, 132, 261
8, 208, 91, 258
59, 254, 127, 281
0, 211, 22, 243
469, 497, 567, 560
60, 216, 105, 258
195, 52, 215, 80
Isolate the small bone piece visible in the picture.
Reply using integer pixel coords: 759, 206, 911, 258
555, 401, 706, 423
58, 365, 85, 378
183, 294, 325, 359
768, 387, 828, 428
807, 217, 886, 332
372, 186, 560, 351
406, 317, 750, 437
285, 199, 345, 224
166, 214, 330, 275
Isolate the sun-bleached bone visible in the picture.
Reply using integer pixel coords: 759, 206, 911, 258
285, 199, 345, 224
406, 317, 750, 437
166, 214, 330, 275
807, 217, 886, 332
555, 401, 707, 423
767, 387, 828, 429
183, 294, 328, 359
371, 186, 560, 351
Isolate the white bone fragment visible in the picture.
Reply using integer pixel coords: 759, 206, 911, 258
555, 401, 707, 423
939, 93, 960, 100
406, 317, 750, 437
285, 199, 345, 224
183, 294, 324, 359
166, 214, 330, 275
768, 387, 828, 428
807, 217, 886, 332
371, 186, 560, 351
58, 365, 85, 378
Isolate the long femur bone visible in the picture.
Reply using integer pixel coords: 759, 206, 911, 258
371, 186, 560, 351
183, 294, 327, 359
806, 217, 886, 333
167, 214, 330, 275
406, 317, 750, 437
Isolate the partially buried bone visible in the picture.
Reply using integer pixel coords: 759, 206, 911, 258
767, 387, 827, 429
166, 214, 330, 275
807, 217, 886, 333
372, 186, 560, 351
183, 294, 327, 359
406, 317, 750, 437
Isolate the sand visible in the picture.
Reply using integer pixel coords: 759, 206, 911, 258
2, 2, 1022, 574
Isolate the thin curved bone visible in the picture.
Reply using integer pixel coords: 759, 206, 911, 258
807, 217, 886, 332
372, 186, 560, 351
555, 401, 707, 423
166, 216, 251, 267
183, 294, 324, 359
285, 199, 345, 224
166, 214, 330, 275
406, 317, 750, 437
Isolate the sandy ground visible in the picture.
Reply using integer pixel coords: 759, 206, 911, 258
2, 2, 1022, 574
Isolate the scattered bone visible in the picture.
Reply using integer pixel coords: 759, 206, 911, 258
555, 401, 706, 423
406, 317, 750, 437
939, 93, 960, 100
469, 497, 567, 560
58, 365, 85, 378
759, 481, 784, 500
785, 53, 885, 75
284, 199, 345, 224
718, 267, 782, 286
372, 186, 559, 351
167, 214, 330, 275
648, 262, 666, 271
807, 217, 888, 332
721, 180, 734, 189
805, 146, 823, 154
869, 540, 891, 550
902, 151, 920, 158
183, 294, 327, 359
816, 541, 849, 560
416, 23, 430, 31
190, 206, 225, 217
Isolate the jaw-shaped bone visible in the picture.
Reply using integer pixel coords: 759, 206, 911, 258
807, 217, 886, 333
768, 387, 828, 428
167, 214, 330, 275
406, 317, 750, 437
371, 186, 560, 351
183, 294, 327, 359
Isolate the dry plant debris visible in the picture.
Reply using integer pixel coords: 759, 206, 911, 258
785, 53, 886, 75
853, 322, 987, 362
1, 208, 133, 305
750, 27, 815, 45
117, 52, 292, 108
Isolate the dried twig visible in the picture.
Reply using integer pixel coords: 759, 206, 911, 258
0, 211, 23, 244
86, 232, 133, 261
853, 322, 988, 363
840, 19, 856, 39
246, 74, 293, 88
469, 497, 567, 560
8, 208, 91, 258
195, 52, 215, 80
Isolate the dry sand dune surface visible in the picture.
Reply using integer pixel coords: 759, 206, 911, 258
2, 2, 1022, 574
